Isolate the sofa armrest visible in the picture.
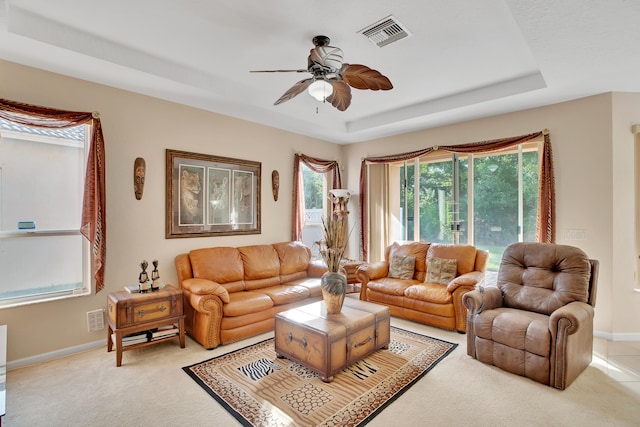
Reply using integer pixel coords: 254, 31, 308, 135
186, 289, 225, 350
446, 271, 484, 293
356, 261, 389, 283
550, 301, 594, 336
549, 301, 594, 389
463, 286, 502, 315
308, 259, 329, 277
182, 278, 230, 303
356, 261, 389, 301
175, 253, 194, 285
448, 271, 486, 333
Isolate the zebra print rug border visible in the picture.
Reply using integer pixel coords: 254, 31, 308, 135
183, 327, 457, 427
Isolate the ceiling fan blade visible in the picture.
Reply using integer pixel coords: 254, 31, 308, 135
250, 69, 308, 73
309, 45, 344, 71
326, 80, 352, 111
274, 78, 313, 105
340, 64, 393, 91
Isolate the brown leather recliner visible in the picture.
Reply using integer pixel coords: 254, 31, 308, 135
463, 242, 598, 390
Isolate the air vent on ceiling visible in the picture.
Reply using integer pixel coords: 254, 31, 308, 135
359, 15, 411, 47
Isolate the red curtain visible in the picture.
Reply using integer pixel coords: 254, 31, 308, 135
0, 99, 107, 292
292, 153, 342, 241
359, 131, 554, 260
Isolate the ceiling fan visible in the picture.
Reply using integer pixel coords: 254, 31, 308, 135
250, 35, 393, 111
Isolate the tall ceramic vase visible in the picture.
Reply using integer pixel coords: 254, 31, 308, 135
321, 271, 347, 314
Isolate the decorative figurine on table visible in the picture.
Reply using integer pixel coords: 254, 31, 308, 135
150, 259, 160, 291
138, 260, 150, 293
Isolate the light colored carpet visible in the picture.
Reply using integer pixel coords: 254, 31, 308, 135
183, 327, 456, 426
5, 317, 640, 427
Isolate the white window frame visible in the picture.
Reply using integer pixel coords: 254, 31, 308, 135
0, 122, 91, 308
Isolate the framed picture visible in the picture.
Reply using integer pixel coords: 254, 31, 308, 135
166, 149, 261, 238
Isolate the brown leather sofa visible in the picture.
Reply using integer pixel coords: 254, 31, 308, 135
175, 241, 327, 349
356, 241, 488, 333
463, 242, 598, 389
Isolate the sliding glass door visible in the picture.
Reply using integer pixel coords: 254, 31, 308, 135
395, 143, 539, 271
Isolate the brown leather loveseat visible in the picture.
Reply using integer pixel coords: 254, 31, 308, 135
175, 241, 327, 349
357, 241, 488, 333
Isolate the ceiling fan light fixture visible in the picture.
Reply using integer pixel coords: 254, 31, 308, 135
308, 79, 333, 101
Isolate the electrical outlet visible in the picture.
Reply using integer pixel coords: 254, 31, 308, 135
87, 309, 105, 332
563, 229, 587, 240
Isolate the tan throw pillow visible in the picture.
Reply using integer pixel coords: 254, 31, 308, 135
426, 257, 457, 285
388, 255, 416, 280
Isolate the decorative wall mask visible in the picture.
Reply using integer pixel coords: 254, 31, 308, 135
134, 157, 146, 200
138, 259, 149, 292
272, 170, 280, 201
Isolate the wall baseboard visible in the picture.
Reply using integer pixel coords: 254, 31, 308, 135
7, 339, 104, 370
594, 330, 640, 341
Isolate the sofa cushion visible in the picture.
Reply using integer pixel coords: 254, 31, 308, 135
238, 245, 281, 289
404, 297, 455, 317
426, 257, 457, 284
385, 241, 430, 281
280, 271, 308, 284
244, 277, 281, 291
427, 244, 477, 275
223, 291, 274, 317
259, 285, 310, 305
474, 307, 551, 358
368, 277, 417, 296
498, 242, 591, 315
388, 255, 416, 279
189, 247, 244, 284
272, 241, 311, 276
286, 277, 323, 297
366, 289, 406, 308
405, 283, 453, 304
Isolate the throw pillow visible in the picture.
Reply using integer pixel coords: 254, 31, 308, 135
388, 255, 416, 280
426, 257, 458, 285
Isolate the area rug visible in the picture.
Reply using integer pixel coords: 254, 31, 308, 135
183, 327, 457, 427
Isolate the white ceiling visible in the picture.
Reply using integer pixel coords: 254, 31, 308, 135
1, 0, 640, 144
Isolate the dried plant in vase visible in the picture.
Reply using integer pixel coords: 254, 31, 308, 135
319, 214, 349, 313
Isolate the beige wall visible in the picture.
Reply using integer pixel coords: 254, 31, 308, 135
611, 92, 640, 337
0, 59, 341, 362
1, 58, 639, 363
344, 93, 639, 337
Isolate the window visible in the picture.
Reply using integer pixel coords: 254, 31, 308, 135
0, 118, 90, 307
300, 164, 327, 258
395, 142, 540, 270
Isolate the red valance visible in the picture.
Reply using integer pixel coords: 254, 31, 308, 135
359, 131, 554, 260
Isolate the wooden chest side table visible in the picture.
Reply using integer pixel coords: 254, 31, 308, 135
107, 284, 185, 366
340, 259, 365, 284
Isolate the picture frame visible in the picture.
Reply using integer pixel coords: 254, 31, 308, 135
166, 149, 261, 238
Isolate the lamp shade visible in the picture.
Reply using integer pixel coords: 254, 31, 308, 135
308, 80, 333, 101
329, 189, 351, 200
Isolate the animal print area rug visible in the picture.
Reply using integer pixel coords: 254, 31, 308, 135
183, 327, 457, 427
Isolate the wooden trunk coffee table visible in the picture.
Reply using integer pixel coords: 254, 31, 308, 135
274, 297, 390, 382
